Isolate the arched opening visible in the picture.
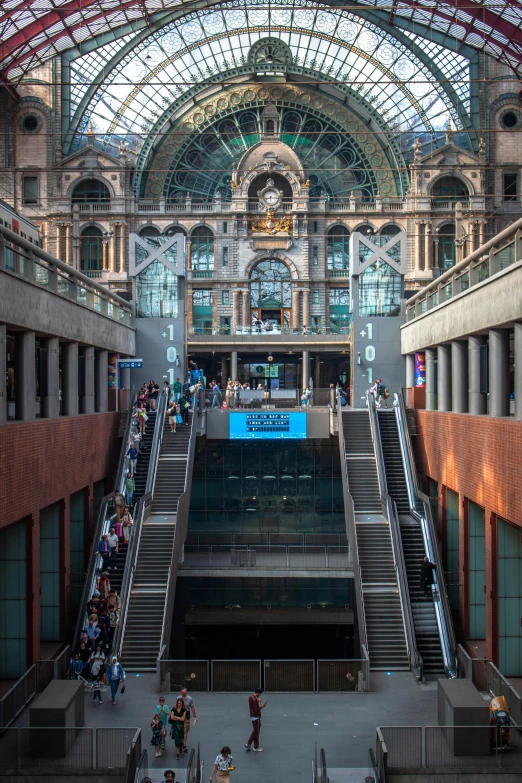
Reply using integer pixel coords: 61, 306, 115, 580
380, 224, 401, 236
247, 173, 293, 206
80, 226, 103, 271
139, 225, 160, 238
190, 226, 214, 271
250, 259, 292, 333
438, 223, 456, 269
265, 120, 274, 134
431, 177, 469, 205
72, 179, 110, 204
327, 226, 350, 271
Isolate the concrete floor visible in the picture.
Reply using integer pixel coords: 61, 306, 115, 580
16, 670, 438, 783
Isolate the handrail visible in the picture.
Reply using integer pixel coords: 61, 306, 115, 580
158, 406, 199, 656
145, 389, 168, 495
395, 390, 458, 677
337, 408, 368, 667
367, 393, 422, 681
72, 390, 136, 650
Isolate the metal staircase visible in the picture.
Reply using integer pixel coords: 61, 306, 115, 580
377, 409, 444, 677
340, 410, 409, 671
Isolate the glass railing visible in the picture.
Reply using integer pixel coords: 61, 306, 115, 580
189, 325, 350, 336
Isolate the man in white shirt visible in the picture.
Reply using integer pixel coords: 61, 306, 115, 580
107, 527, 119, 570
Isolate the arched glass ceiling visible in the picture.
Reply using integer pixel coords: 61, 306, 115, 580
1, 0, 522, 80
68, 5, 471, 157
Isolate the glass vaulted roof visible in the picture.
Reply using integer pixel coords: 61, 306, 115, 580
68, 4, 471, 157
1, 0, 522, 80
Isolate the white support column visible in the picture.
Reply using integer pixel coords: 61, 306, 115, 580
406, 354, 415, 388
41, 336, 60, 419
489, 329, 510, 418
15, 331, 36, 421
469, 335, 487, 415
230, 351, 238, 381
95, 349, 109, 413
81, 346, 95, 415
302, 350, 310, 388
451, 340, 468, 413
62, 341, 79, 417
425, 348, 437, 411
437, 344, 452, 412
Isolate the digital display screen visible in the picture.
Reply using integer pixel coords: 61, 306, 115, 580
229, 412, 307, 439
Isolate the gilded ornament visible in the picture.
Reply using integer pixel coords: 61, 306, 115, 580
249, 210, 293, 235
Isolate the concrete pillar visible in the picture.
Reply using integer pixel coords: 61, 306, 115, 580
220, 355, 227, 384
437, 344, 452, 412
232, 291, 239, 335
414, 221, 422, 271
406, 354, 415, 388
95, 349, 108, 412
120, 366, 131, 390
451, 340, 468, 413
41, 336, 60, 419
81, 346, 95, 414
515, 323, 522, 420
62, 341, 79, 416
489, 328, 510, 417
15, 330, 36, 421
314, 354, 321, 388
0, 324, 6, 424
468, 335, 487, 415
230, 351, 238, 381
425, 348, 437, 411
302, 289, 310, 329
292, 289, 300, 329
302, 350, 310, 388
242, 289, 250, 330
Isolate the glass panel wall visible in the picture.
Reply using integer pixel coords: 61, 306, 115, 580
0, 520, 27, 677
468, 501, 485, 639
358, 260, 401, 316
69, 490, 86, 616
446, 489, 460, 612
40, 503, 61, 642
185, 577, 352, 609
136, 260, 178, 318
497, 518, 522, 675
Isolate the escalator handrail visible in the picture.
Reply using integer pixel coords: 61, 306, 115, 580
72, 389, 136, 650
158, 406, 199, 655
395, 390, 458, 677
367, 393, 423, 681
337, 409, 368, 662
145, 389, 169, 495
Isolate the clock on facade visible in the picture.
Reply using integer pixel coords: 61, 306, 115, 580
258, 178, 283, 210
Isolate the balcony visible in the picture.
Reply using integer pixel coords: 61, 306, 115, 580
189, 269, 214, 279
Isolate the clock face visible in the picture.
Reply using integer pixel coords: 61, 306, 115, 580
263, 188, 279, 207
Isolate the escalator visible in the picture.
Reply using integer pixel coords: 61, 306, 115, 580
374, 396, 458, 679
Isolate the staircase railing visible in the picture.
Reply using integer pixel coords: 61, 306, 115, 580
114, 389, 168, 657
157, 404, 199, 661
337, 410, 369, 678
367, 393, 423, 681
395, 390, 458, 678
72, 389, 136, 650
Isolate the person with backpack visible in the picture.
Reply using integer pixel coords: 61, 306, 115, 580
180, 393, 190, 425
370, 379, 388, 408
302, 385, 313, 407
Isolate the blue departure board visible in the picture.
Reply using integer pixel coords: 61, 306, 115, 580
229, 412, 307, 439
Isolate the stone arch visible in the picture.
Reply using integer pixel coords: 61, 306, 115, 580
428, 172, 474, 198
66, 174, 116, 199
244, 253, 299, 280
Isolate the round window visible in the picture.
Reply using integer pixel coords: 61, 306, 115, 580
500, 110, 519, 130
22, 114, 39, 132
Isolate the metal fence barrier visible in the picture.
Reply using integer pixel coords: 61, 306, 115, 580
488, 661, 522, 720
157, 658, 210, 693
211, 660, 262, 692
0, 727, 139, 771
264, 659, 315, 692
0, 665, 37, 729
181, 544, 352, 570
381, 726, 423, 768
317, 658, 370, 692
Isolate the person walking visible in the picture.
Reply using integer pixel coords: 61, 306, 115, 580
245, 688, 266, 752
90, 645, 106, 679
173, 377, 182, 402
92, 675, 103, 704
107, 656, 125, 704
98, 535, 111, 571
303, 385, 313, 407
151, 714, 166, 759
114, 490, 124, 521
68, 653, 84, 680
167, 398, 178, 433
179, 687, 198, 752
107, 527, 119, 571
121, 507, 134, 543
96, 571, 111, 600
180, 393, 190, 425
169, 697, 188, 760
155, 696, 170, 750
211, 381, 221, 408
148, 380, 160, 410
126, 443, 138, 476
124, 472, 135, 507
209, 747, 233, 783
420, 556, 437, 598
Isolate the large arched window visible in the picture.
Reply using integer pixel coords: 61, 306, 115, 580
358, 260, 401, 317
72, 179, 110, 203
250, 260, 292, 332
431, 177, 469, 204
138, 226, 160, 239
80, 226, 103, 271
327, 226, 350, 271
190, 226, 214, 271
438, 224, 456, 269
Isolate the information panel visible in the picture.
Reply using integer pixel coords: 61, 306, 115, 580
229, 412, 307, 440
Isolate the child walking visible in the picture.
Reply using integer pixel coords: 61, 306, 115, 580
92, 675, 102, 704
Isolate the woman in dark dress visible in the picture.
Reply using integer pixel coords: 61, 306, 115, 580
170, 697, 189, 760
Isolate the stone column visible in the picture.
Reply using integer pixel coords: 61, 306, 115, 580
212, 289, 219, 333
232, 290, 240, 335
451, 340, 468, 413
406, 354, 415, 388
424, 222, 432, 270
425, 348, 437, 411
0, 323, 6, 424
95, 349, 108, 413
469, 221, 477, 254
110, 224, 118, 273
41, 336, 60, 419
119, 222, 127, 273
102, 238, 109, 271
292, 289, 300, 329
515, 323, 522, 421
479, 220, 486, 247
302, 289, 310, 329
437, 344, 452, 412
81, 346, 95, 414
432, 237, 440, 269
242, 289, 250, 330
15, 330, 36, 421
489, 328, 510, 417
468, 335, 487, 415
65, 223, 72, 265
186, 287, 193, 333
414, 220, 422, 271
62, 341, 79, 417
302, 350, 310, 388
230, 351, 238, 381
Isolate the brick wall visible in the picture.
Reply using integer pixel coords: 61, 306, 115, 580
0, 412, 121, 666
413, 410, 522, 662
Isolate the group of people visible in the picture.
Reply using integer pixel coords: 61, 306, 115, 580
150, 689, 198, 760
369, 378, 389, 408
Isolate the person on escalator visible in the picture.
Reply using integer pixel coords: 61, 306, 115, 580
420, 557, 437, 598
124, 472, 135, 507
180, 393, 190, 425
